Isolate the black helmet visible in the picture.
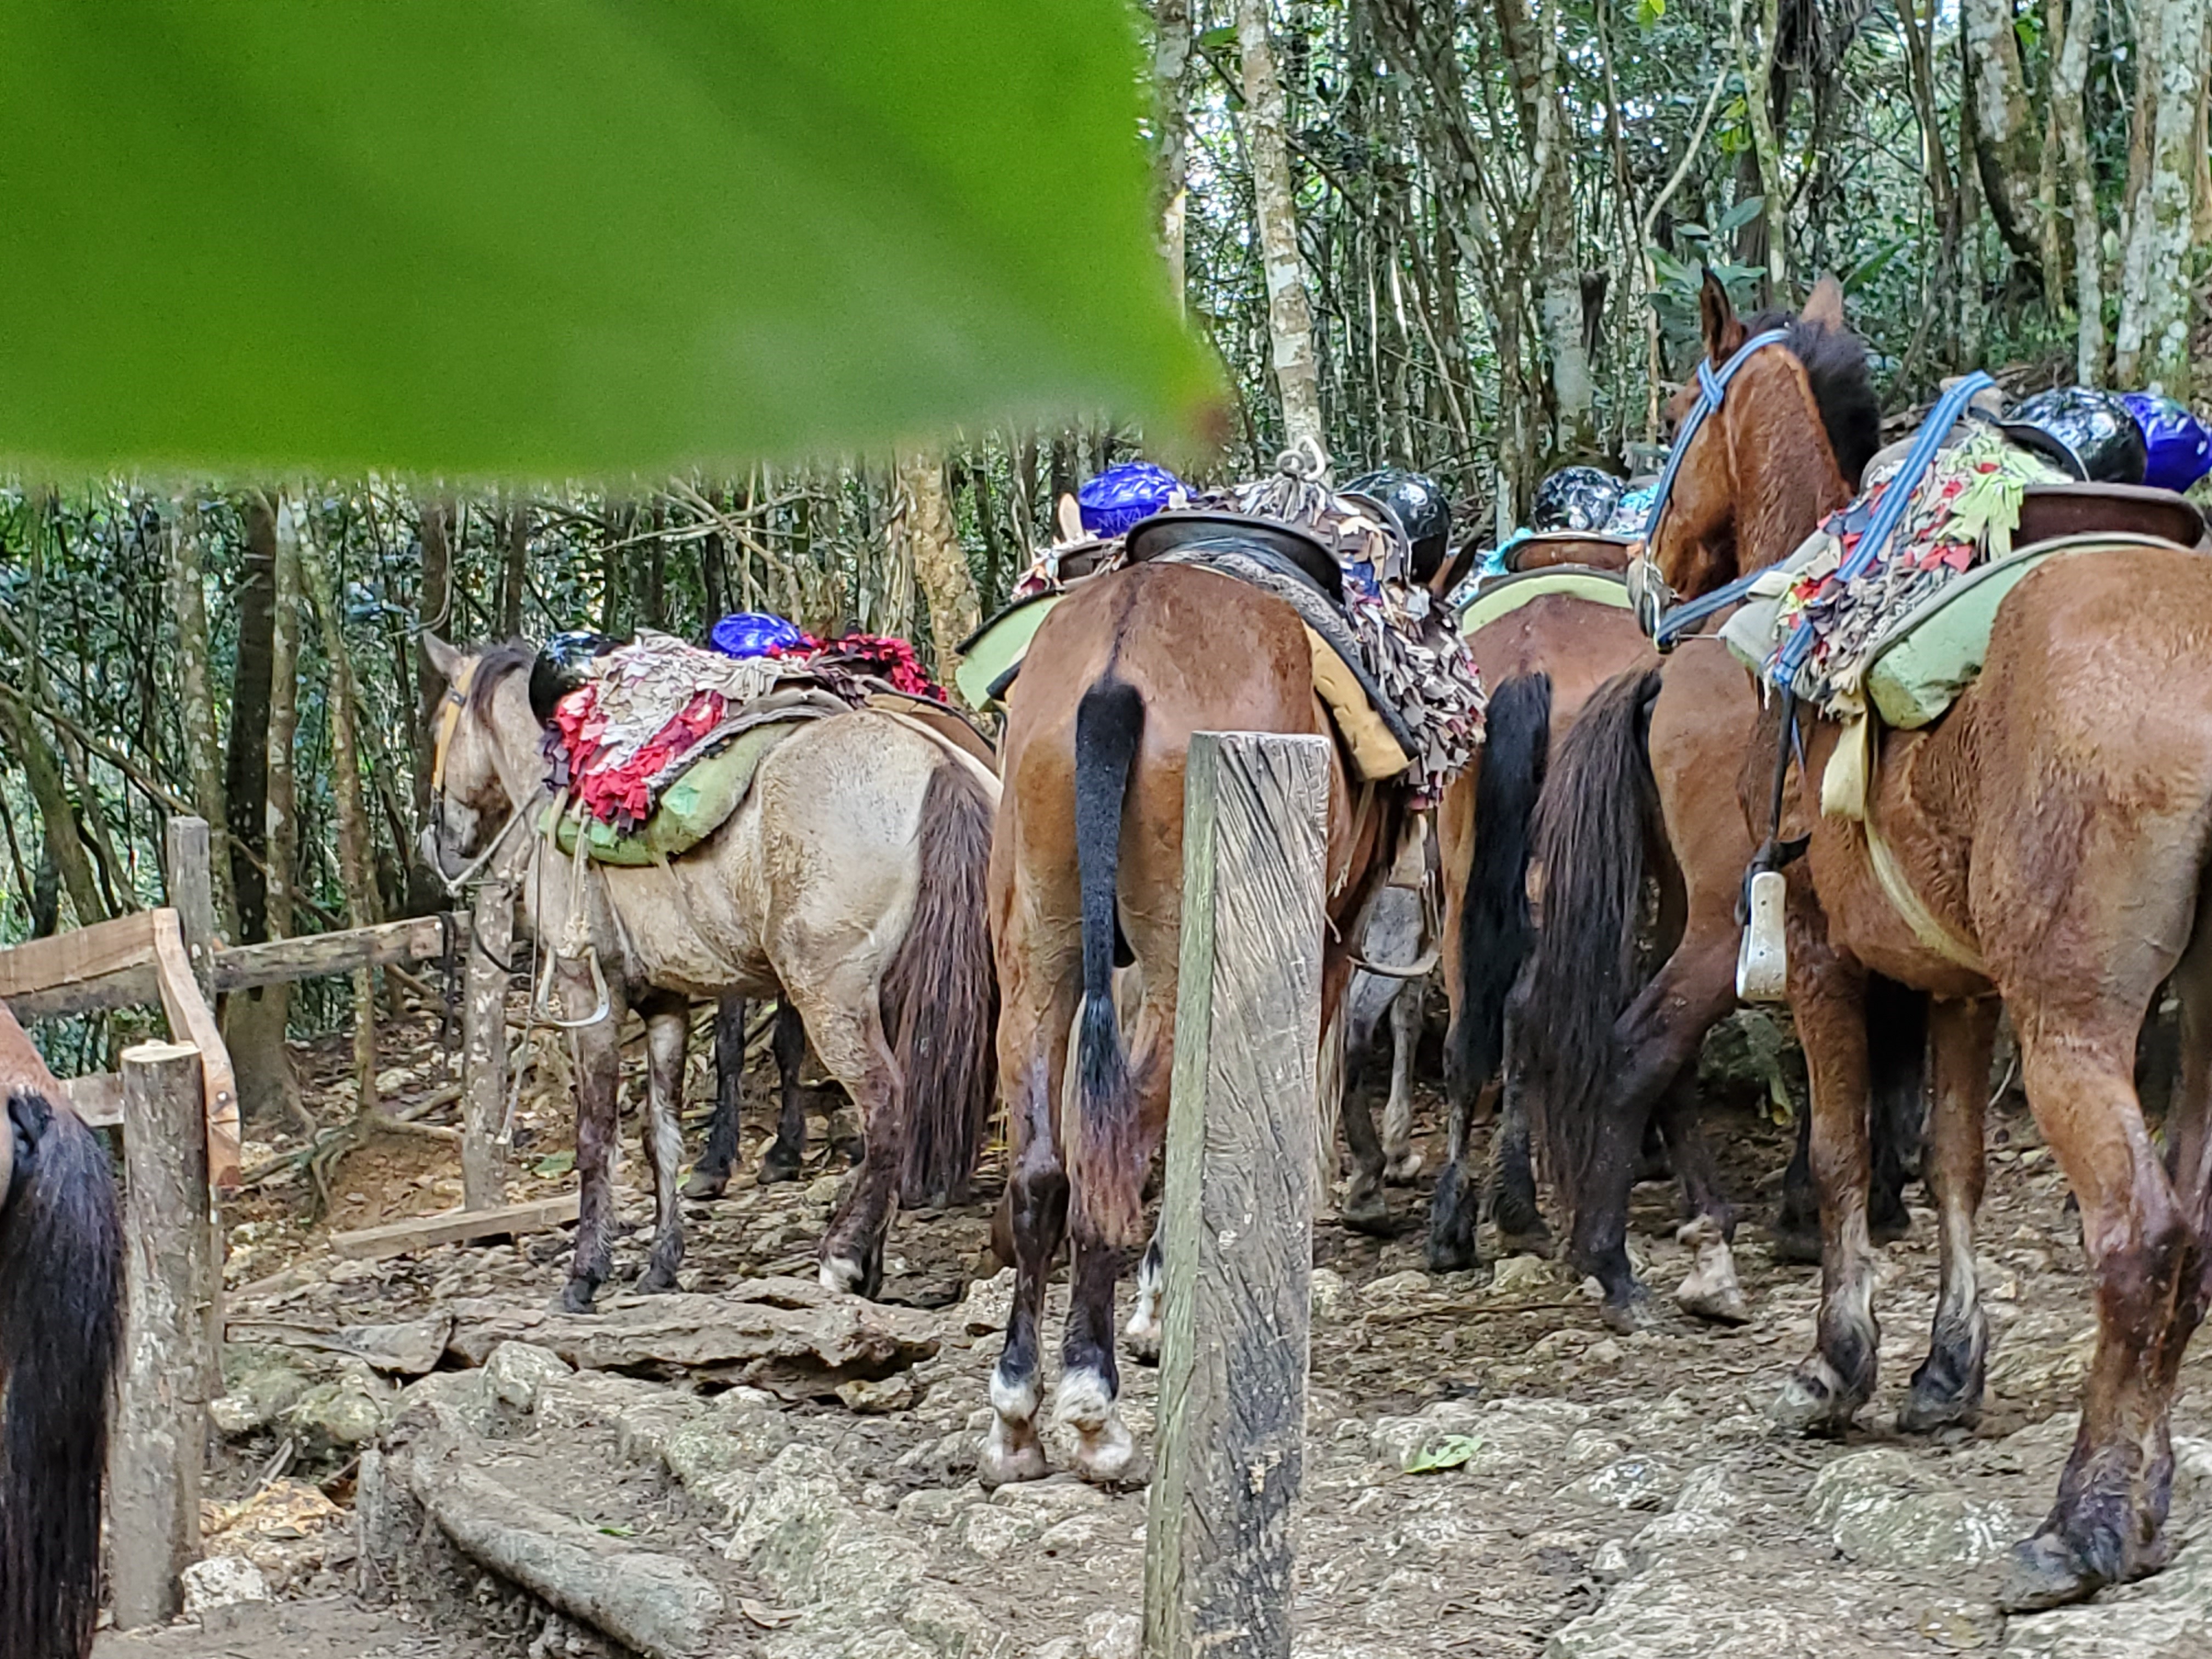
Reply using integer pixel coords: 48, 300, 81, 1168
1530, 466, 1626, 534
1343, 467, 1453, 580
529, 631, 616, 725
1999, 387, 2147, 485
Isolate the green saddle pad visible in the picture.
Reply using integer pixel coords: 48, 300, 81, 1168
546, 718, 804, 866
1861, 534, 2183, 729
954, 592, 1062, 708
1458, 566, 1633, 637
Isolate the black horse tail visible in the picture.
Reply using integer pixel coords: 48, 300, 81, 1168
1516, 664, 1666, 1216
885, 759, 1002, 1209
1071, 676, 1146, 1247
1444, 673, 1553, 1111
0, 1088, 123, 1659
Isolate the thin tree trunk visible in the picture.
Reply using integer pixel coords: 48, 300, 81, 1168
413, 495, 453, 818
899, 452, 981, 699
298, 510, 380, 1121
227, 493, 278, 946
1498, 0, 1596, 454
0, 695, 104, 927
2114, 0, 2208, 392
2053, 0, 2105, 382
1153, 0, 1194, 310
166, 495, 237, 936
1735, 0, 1789, 296
498, 497, 529, 640
2038, 0, 2069, 314
1238, 0, 1325, 455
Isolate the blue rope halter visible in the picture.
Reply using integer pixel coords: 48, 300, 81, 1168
1634, 326, 1792, 649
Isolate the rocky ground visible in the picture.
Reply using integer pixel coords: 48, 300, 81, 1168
94, 1006, 2212, 1659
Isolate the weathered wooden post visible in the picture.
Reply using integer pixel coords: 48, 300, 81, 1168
1143, 731, 1329, 1659
110, 1039, 218, 1628
164, 815, 218, 1002
461, 874, 515, 1210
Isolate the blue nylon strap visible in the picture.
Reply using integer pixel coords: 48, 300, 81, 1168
1640, 327, 1795, 548
1769, 369, 1996, 684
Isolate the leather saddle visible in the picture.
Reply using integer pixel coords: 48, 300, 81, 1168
2015, 482, 2206, 552
1124, 510, 1346, 604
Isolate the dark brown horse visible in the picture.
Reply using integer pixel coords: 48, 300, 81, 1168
0, 999, 123, 1659
1515, 275, 1923, 1330
984, 560, 1397, 1483
1646, 278, 2212, 1609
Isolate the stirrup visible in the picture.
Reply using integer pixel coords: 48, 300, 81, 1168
1737, 869, 1789, 1002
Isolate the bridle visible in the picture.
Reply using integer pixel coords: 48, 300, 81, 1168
1629, 326, 1794, 650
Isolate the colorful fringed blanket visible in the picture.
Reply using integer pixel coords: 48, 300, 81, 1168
1762, 425, 2071, 713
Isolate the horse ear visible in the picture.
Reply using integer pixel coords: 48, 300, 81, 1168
1698, 268, 1743, 364
422, 632, 465, 685
1801, 273, 1846, 331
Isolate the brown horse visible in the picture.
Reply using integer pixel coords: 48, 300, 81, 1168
1646, 278, 2212, 1609
1511, 276, 1915, 1329
423, 638, 998, 1310
0, 1000, 123, 1659
984, 560, 1397, 1483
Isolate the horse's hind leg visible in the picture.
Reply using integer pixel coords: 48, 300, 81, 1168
1899, 996, 1997, 1432
795, 984, 900, 1299
562, 972, 629, 1314
1487, 995, 1550, 1255
1383, 983, 1424, 1182
759, 1000, 810, 1184
683, 992, 746, 1201
1124, 1222, 1165, 1363
1660, 1074, 1748, 1325
635, 990, 690, 1293
1340, 1080, 1392, 1235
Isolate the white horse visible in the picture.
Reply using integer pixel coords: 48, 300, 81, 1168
423, 637, 999, 1310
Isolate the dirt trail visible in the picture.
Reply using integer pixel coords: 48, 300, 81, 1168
126, 1036, 2212, 1658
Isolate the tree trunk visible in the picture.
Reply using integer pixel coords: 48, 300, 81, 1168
1238, 0, 1325, 455
1734, 0, 1790, 297
166, 495, 238, 936
2114, 0, 2208, 393
298, 511, 381, 1120
899, 452, 981, 698
1962, 0, 2046, 265
2037, 0, 2069, 314
2053, 0, 2104, 382
1153, 0, 1194, 310
0, 695, 104, 928
227, 494, 278, 946
499, 498, 529, 640
414, 496, 454, 817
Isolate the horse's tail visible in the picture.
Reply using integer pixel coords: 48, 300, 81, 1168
1866, 972, 1929, 1219
885, 759, 1001, 1209
1517, 664, 1666, 1213
0, 1088, 123, 1659
1444, 673, 1553, 1110
1071, 676, 1146, 1248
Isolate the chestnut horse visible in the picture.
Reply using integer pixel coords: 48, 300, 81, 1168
1516, 276, 1937, 1332
1645, 278, 2212, 1609
0, 1000, 123, 1659
984, 561, 1397, 1483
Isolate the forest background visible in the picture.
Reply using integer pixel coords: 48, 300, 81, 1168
4, 0, 2208, 1114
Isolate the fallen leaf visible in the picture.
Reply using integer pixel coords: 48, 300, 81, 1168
740, 1599, 801, 1630
1402, 1435, 1485, 1474
533, 1151, 576, 1178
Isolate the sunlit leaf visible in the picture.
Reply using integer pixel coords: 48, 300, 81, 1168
1716, 195, 1765, 236
533, 1150, 577, 1178
1402, 1434, 1485, 1474
0, 3, 1219, 476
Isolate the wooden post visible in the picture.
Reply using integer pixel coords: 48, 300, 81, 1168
110, 1040, 217, 1629
164, 816, 218, 1002
461, 876, 515, 1211
1143, 732, 1329, 1659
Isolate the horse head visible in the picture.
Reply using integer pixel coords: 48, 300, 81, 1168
1649, 270, 1875, 599
420, 634, 533, 882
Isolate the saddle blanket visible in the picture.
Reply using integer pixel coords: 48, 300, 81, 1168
546, 712, 819, 866
1458, 567, 1634, 637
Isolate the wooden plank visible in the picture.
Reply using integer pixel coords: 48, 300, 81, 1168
0, 909, 157, 1006
62, 1069, 125, 1129
213, 911, 463, 991
329, 1193, 580, 1262
1143, 732, 1329, 1659
1, 962, 163, 1023
109, 1041, 217, 1629
461, 882, 514, 1210
149, 909, 241, 1194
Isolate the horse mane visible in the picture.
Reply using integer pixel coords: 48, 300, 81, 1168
465, 641, 534, 713
1746, 308, 1881, 489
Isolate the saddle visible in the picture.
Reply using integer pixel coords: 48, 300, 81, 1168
1502, 531, 1637, 575
1459, 565, 1635, 637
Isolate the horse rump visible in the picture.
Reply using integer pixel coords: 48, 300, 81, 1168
884, 759, 1001, 1209
1446, 672, 1553, 1108
1515, 664, 1666, 1216
0, 1088, 123, 1659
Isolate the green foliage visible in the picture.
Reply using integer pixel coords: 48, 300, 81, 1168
0, 2, 1216, 473
1402, 1435, 1485, 1474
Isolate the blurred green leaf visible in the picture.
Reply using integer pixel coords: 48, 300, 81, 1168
0, 2, 1218, 475
1716, 195, 1765, 236
533, 1150, 577, 1178
1402, 1435, 1485, 1474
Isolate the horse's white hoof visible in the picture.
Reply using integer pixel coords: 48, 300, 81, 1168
1053, 1368, 1114, 1433
1674, 1217, 1750, 1325
1386, 1150, 1425, 1184
1071, 1417, 1136, 1484
819, 1256, 863, 1296
979, 1419, 1048, 1487
1124, 1315, 1161, 1367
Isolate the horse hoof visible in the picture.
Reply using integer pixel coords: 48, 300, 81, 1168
1340, 1192, 1393, 1237
1677, 1282, 1751, 1325
757, 1153, 804, 1187
680, 1169, 730, 1201
1494, 1213, 1554, 1258
1768, 1224, 1822, 1266
1071, 1419, 1137, 1485
1997, 1532, 2107, 1613
1124, 1316, 1163, 1368
558, 1280, 600, 1316
636, 1264, 680, 1295
818, 1255, 865, 1296
1599, 1286, 1659, 1335
978, 1424, 1049, 1488
1385, 1152, 1425, 1186
1424, 1235, 1482, 1276
1896, 1385, 1980, 1436
1770, 1359, 1861, 1436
